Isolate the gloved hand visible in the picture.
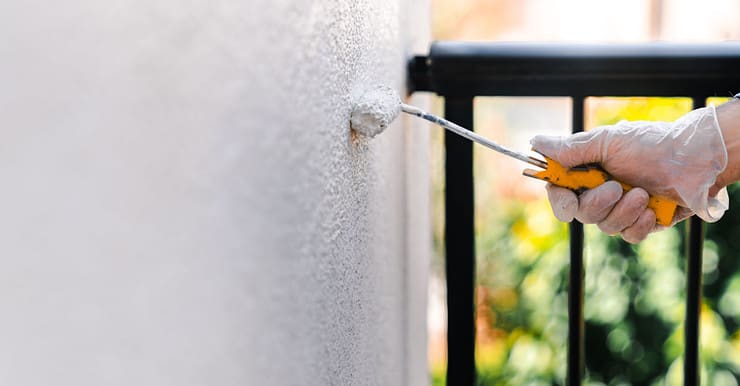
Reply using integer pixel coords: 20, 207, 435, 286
531, 105, 729, 243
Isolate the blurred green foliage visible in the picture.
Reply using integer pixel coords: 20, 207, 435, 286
431, 98, 740, 386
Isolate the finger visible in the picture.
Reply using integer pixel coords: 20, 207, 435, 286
621, 209, 656, 244
597, 187, 649, 235
530, 128, 609, 168
546, 183, 578, 222
574, 180, 623, 224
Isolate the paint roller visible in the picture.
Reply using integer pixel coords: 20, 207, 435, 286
349, 85, 679, 226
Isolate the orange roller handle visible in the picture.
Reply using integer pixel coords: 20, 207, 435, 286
523, 156, 678, 226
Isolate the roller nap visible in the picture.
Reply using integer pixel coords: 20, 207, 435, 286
350, 85, 402, 138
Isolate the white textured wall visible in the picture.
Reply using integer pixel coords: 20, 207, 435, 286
0, 1, 430, 385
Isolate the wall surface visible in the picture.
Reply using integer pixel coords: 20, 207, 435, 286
0, 1, 430, 385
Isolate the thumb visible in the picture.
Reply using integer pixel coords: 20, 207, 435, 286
530, 129, 608, 168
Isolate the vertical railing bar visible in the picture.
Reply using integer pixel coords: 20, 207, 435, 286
567, 95, 586, 386
443, 96, 477, 386
683, 97, 706, 386
684, 216, 703, 386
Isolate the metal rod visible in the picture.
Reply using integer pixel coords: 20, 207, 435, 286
567, 96, 586, 386
401, 103, 547, 168
443, 97, 477, 385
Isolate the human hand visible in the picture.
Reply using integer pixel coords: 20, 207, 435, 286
531, 106, 729, 243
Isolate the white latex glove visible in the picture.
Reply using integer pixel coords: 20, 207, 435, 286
531, 105, 729, 243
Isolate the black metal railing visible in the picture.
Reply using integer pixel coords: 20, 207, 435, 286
408, 41, 740, 386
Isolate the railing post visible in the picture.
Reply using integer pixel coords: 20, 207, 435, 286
567, 96, 586, 386
684, 216, 704, 386
683, 97, 706, 386
444, 96, 477, 385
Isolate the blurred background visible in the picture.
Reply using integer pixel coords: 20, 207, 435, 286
426, 0, 740, 385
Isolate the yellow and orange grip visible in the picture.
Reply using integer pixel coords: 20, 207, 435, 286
523, 156, 678, 226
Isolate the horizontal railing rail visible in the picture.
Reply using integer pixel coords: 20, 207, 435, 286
410, 42, 740, 96
408, 41, 740, 386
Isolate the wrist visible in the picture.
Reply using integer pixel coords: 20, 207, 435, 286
713, 97, 740, 193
